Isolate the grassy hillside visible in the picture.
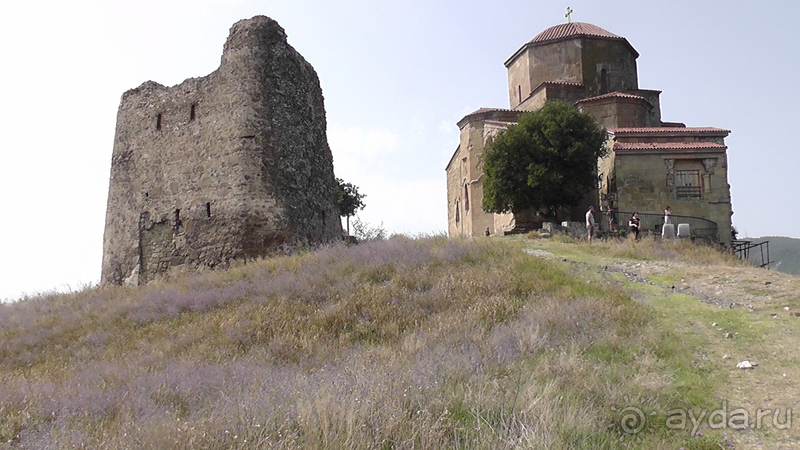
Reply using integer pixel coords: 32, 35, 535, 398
1, 235, 799, 449
752, 236, 800, 276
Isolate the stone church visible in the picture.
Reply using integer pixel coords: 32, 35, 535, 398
446, 21, 733, 246
101, 16, 342, 285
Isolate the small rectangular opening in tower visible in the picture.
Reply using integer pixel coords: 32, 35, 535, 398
156, 113, 162, 131
174, 208, 180, 223
206, 202, 211, 217
190, 104, 196, 121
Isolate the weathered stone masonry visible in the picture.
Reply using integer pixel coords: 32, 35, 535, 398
102, 16, 342, 285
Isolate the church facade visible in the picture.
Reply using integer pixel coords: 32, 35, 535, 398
445, 22, 733, 246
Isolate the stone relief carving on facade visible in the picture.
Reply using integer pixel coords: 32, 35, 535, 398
702, 158, 718, 175
664, 159, 675, 187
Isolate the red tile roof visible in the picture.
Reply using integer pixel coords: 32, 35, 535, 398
538, 81, 582, 86
614, 142, 726, 151
529, 81, 584, 98
457, 108, 525, 128
531, 22, 623, 44
575, 92, 647, 104
468, 107, 518, 115
506, 22, 638, 67
611, 127, 730, 134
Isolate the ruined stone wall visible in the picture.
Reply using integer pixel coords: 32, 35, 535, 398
102, 16, 342, 285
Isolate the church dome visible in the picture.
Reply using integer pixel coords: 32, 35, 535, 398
530, 22, 624, 44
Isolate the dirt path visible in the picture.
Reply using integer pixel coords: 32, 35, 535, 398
610, 259, 799, 310
605, 259, 800, 449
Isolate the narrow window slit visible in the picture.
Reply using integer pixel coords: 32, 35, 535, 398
600, 69, 608, 94
190, 104, 196, 121
156, 113, 162, 131
206, 202, 211, 217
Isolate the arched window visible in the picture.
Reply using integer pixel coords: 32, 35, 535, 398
455, 201, 460, 223
464, 184, 470, 211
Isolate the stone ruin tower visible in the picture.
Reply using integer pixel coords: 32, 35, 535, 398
101, 16, 342, 285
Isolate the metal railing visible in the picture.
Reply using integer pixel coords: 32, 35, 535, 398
598, 211, 719, 242
732, 240, 773, 269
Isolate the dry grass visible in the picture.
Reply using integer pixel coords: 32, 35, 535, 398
0, 236, 743, 449
525, 234, 800, 449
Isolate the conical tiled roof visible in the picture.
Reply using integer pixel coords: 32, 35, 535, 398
530, 22, 623, 44
505, 21, 638, 66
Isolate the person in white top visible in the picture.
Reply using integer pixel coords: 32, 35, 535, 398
662, 206, 673, 238
586, 206, 596, 243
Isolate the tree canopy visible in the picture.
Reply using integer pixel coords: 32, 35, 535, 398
481, 101, 608, 216
334, 178, 366, 234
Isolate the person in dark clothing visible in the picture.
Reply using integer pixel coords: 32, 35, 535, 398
628, 211, 640, 241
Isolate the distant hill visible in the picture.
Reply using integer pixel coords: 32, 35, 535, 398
750, 236, 800, 275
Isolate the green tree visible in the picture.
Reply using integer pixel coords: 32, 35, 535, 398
334, 178, 366, 235
481, 101, 608, 221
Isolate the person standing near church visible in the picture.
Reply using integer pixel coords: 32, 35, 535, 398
662, 206, 673, 238
586, 206, 596, 243
629, 211, 640, 241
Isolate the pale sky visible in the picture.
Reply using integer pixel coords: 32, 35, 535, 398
1, 0, 798, 300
